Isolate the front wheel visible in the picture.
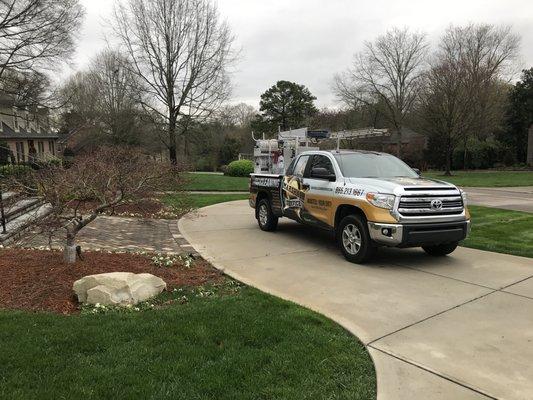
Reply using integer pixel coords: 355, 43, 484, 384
422, 242, 458, 256
256, 199, 278, 231
337, 215, 376, 264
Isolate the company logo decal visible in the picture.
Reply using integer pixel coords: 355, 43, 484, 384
253, 177, 279, 187
282, 176, 309, 218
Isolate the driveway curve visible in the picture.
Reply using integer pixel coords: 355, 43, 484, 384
179, 200, 533, 400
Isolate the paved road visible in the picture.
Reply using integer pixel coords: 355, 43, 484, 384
464, 186, 533, 213
180, 200, 533, 400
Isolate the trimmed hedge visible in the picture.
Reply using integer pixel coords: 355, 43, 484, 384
226, 159, 254, 177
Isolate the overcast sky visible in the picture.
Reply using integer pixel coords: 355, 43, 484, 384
72, 0, 533, 109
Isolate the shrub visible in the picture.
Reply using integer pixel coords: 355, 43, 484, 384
0, 164, 32, 176
44, 156, 63, 167
226, 159, 254, 177
453, 139, 516, 169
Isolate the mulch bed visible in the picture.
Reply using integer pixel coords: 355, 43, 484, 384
0, 249, 224, 315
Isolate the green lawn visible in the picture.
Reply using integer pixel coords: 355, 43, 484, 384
462, 206, 533, 258
185, 173, 249, 191
0, 287, 376, 400
184, 171, 533, 191
164, 193, 248, 209
423, 171, 533, 187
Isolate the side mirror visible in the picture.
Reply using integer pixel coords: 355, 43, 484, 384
412, 168, 421, 176
311, 167, 336, 181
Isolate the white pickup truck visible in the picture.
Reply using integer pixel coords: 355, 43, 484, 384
249, 150, 471, 263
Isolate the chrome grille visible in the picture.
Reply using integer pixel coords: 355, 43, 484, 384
398, 192, 463, 216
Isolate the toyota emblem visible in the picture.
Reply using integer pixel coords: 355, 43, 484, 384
431, 199, 443, 210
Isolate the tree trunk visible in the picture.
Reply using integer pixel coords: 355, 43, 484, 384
168, 118, 178, 165
463, 134, 468, 170
527, 123, 533, 167
444, 135, 452, 176
64, 233, 77, 264
396, 127, 402, 158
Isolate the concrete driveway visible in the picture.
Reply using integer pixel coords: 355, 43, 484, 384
179, 200, 533, 399
464, 186, 533, 213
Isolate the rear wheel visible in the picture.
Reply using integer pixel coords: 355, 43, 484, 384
337, 215, 376, 263
256, 198, 278, 231
422, 242, 458, 256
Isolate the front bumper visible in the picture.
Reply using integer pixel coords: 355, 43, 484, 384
368, 220, 471, 248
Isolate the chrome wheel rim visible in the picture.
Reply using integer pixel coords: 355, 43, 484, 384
342, 224, 362, 255
258, 204, 268, 226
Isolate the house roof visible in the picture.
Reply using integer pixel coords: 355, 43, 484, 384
0, 121, 58, 140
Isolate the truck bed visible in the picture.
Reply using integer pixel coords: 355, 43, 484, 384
250, 173, 284, 216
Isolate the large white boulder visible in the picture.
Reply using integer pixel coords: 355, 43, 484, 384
73, 272, 167, 306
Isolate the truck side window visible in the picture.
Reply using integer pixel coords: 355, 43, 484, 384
286, 158, 297, 175
293, 155, 309, 177
309, 155, 335, 177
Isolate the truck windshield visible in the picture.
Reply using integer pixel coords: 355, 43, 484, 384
334, 153, 419, 178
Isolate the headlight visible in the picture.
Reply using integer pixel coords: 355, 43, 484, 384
460, 189, 468, 206
366, 193, 396, 210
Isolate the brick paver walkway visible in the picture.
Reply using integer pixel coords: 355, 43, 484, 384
15, 215, 197, 255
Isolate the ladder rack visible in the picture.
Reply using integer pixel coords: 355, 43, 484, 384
251, 127, 389, 174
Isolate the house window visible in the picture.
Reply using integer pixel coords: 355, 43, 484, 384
27, 140, 36, 162
15, 141, 25, 162
48, 140, 55, 155
38, 141, 45, 155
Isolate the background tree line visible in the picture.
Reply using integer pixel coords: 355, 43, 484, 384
332, 24, 530, 173
1, 1, 531, 173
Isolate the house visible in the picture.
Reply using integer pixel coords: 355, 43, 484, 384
0, 94, 58, 164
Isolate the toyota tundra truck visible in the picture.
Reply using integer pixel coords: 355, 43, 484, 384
249, 150, 471, 263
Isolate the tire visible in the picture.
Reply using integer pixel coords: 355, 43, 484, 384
337, 214, 376, 264
422, 242, 458, 256
256, 198, 278, 231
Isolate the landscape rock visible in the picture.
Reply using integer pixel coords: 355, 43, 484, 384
73, 272, 166, 306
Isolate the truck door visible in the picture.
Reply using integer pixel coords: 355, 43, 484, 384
281, 154, 310, 222
302, 155, 337, 228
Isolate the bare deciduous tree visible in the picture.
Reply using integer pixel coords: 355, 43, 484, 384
334, 27, 428, 157
33, 147, 180, 263
112, 0, 236, 164
0, 0, 84, 79
218, 103, 257, 128
420, 24, 520, 174
61, 50, 145, 145
89, 50, 143, 143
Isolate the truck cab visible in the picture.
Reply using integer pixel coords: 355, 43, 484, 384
249, 150, 471, 263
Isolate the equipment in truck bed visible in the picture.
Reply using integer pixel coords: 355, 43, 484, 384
252, 127, 389, 175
